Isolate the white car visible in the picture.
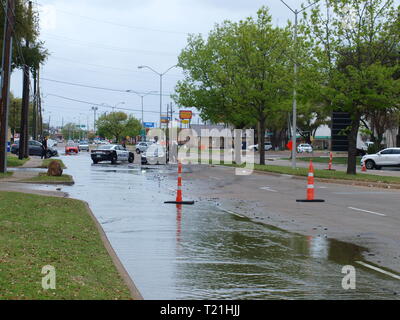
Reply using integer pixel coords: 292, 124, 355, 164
136, 141, 152, 154
297, 144, 313, 153
141, 143, 166, 165
361, 148, 400, 170
248, 142, 273, 151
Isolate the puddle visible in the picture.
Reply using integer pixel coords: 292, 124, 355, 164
60, 153, 400, 300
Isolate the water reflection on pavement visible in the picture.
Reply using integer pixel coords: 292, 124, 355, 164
60, 153, 399, 300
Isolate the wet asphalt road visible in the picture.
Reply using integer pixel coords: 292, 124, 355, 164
58, 152, 399, 300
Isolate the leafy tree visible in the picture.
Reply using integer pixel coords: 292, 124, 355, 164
122, 116, 142, 140
303, 0, 400, 174
174, 7, 295, 164
61, 123, 84, 141
96, 112, 141, 143
0, 0, 48, 72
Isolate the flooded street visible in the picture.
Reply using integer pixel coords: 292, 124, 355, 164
59, 152, 399, 300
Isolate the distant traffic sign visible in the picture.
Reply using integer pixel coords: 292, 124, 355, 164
144, 122, 155, 128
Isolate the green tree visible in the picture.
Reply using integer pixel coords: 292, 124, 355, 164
61, 123, 83, 141
0, 0, 48, 72
96, 112, 141, 142
303, 0, 400, 174
122, 116, 142, 140
174, 7, 295, 164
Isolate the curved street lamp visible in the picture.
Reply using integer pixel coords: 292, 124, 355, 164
137, 65, 177, 127
126, 90, 157, 125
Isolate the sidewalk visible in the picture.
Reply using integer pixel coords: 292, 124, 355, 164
2, 157, 45, 183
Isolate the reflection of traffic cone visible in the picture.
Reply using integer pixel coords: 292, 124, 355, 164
362, 161, 367, 172
297, 160, 325, 203
176, 162, 183, 202
165, 161, 195, 205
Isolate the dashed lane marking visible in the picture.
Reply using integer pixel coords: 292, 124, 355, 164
259, 186, 278, 192
356, 261, 400, 280
348, 207, 386, 217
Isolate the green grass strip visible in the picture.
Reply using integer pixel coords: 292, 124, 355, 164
24, 173, 73, 184
7, 156, 30, 167
41, 159, 66, 169
222, 163, 400, 185
0, 191, 132, 300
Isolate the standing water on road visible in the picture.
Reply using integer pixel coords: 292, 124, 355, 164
61, 153, 399, 299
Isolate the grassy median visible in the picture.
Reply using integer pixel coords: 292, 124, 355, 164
0, 191, 132, 300
41, 159, 66, 169
223, 163, 400, 185
283, 156, 361, 165
23, 173, 74, 184
7, 155, 30, 167
0, 172, 13, 179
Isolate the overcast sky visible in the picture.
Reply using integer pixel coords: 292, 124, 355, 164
8, 0, 398, 129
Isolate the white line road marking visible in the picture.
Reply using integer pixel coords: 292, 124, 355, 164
260, 186, 278, 193
219, 207, 245, 218
348, 207, 386, 217
356, 261, 400, 280
210, 177, 221, 180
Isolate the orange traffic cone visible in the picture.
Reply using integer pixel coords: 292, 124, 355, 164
325, 152, 336, 171
165, 161, 195, 205
297, 160, 325, 203
361, 161, 367, 172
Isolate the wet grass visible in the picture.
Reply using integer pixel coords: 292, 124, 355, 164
223, 163, 400, 185
40, 159, 66, 169
7, 155, 30, 167
0, 172, 13, 179
0, 191, 132, 300
282, 156, 361, 165
23, 173, 73, 184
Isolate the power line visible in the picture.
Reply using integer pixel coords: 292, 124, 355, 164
44, 93, 165, 114
41, 77, 174, 96
42, 32, 178, 57
47, 55, 183, 78
35, 4, 194, 35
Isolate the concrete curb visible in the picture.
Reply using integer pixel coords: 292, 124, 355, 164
82, 202, 144, 300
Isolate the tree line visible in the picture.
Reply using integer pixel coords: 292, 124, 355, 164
1, 0, 48, 160
173, 0, 400, 174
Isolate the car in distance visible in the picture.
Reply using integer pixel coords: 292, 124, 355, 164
141, 144, 166, 165
248, 142, 273, 151
361, 148, 400, 170
78, 140, 90, 152
11, 140, 58, 158
91, 144, 134, 164
136, 141, 152, 154
65, 142, 79, 155
297, 144, 313, 153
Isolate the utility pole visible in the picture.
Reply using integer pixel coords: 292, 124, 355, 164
0, 0, 15, 173
18, 1, 32, 160
37, 67, 42, 138
32, 69, 37, 140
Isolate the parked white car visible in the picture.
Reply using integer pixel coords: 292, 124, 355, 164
248, 142, 273, 151
361, 148, 400, 170
297, 144, 313, 153
141, 143, 166, 165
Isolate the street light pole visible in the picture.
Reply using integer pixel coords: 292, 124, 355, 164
126, 90, 157, 126
138, 65, 177, 128
91, 106, 98, 134
280, 0, 319, 169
